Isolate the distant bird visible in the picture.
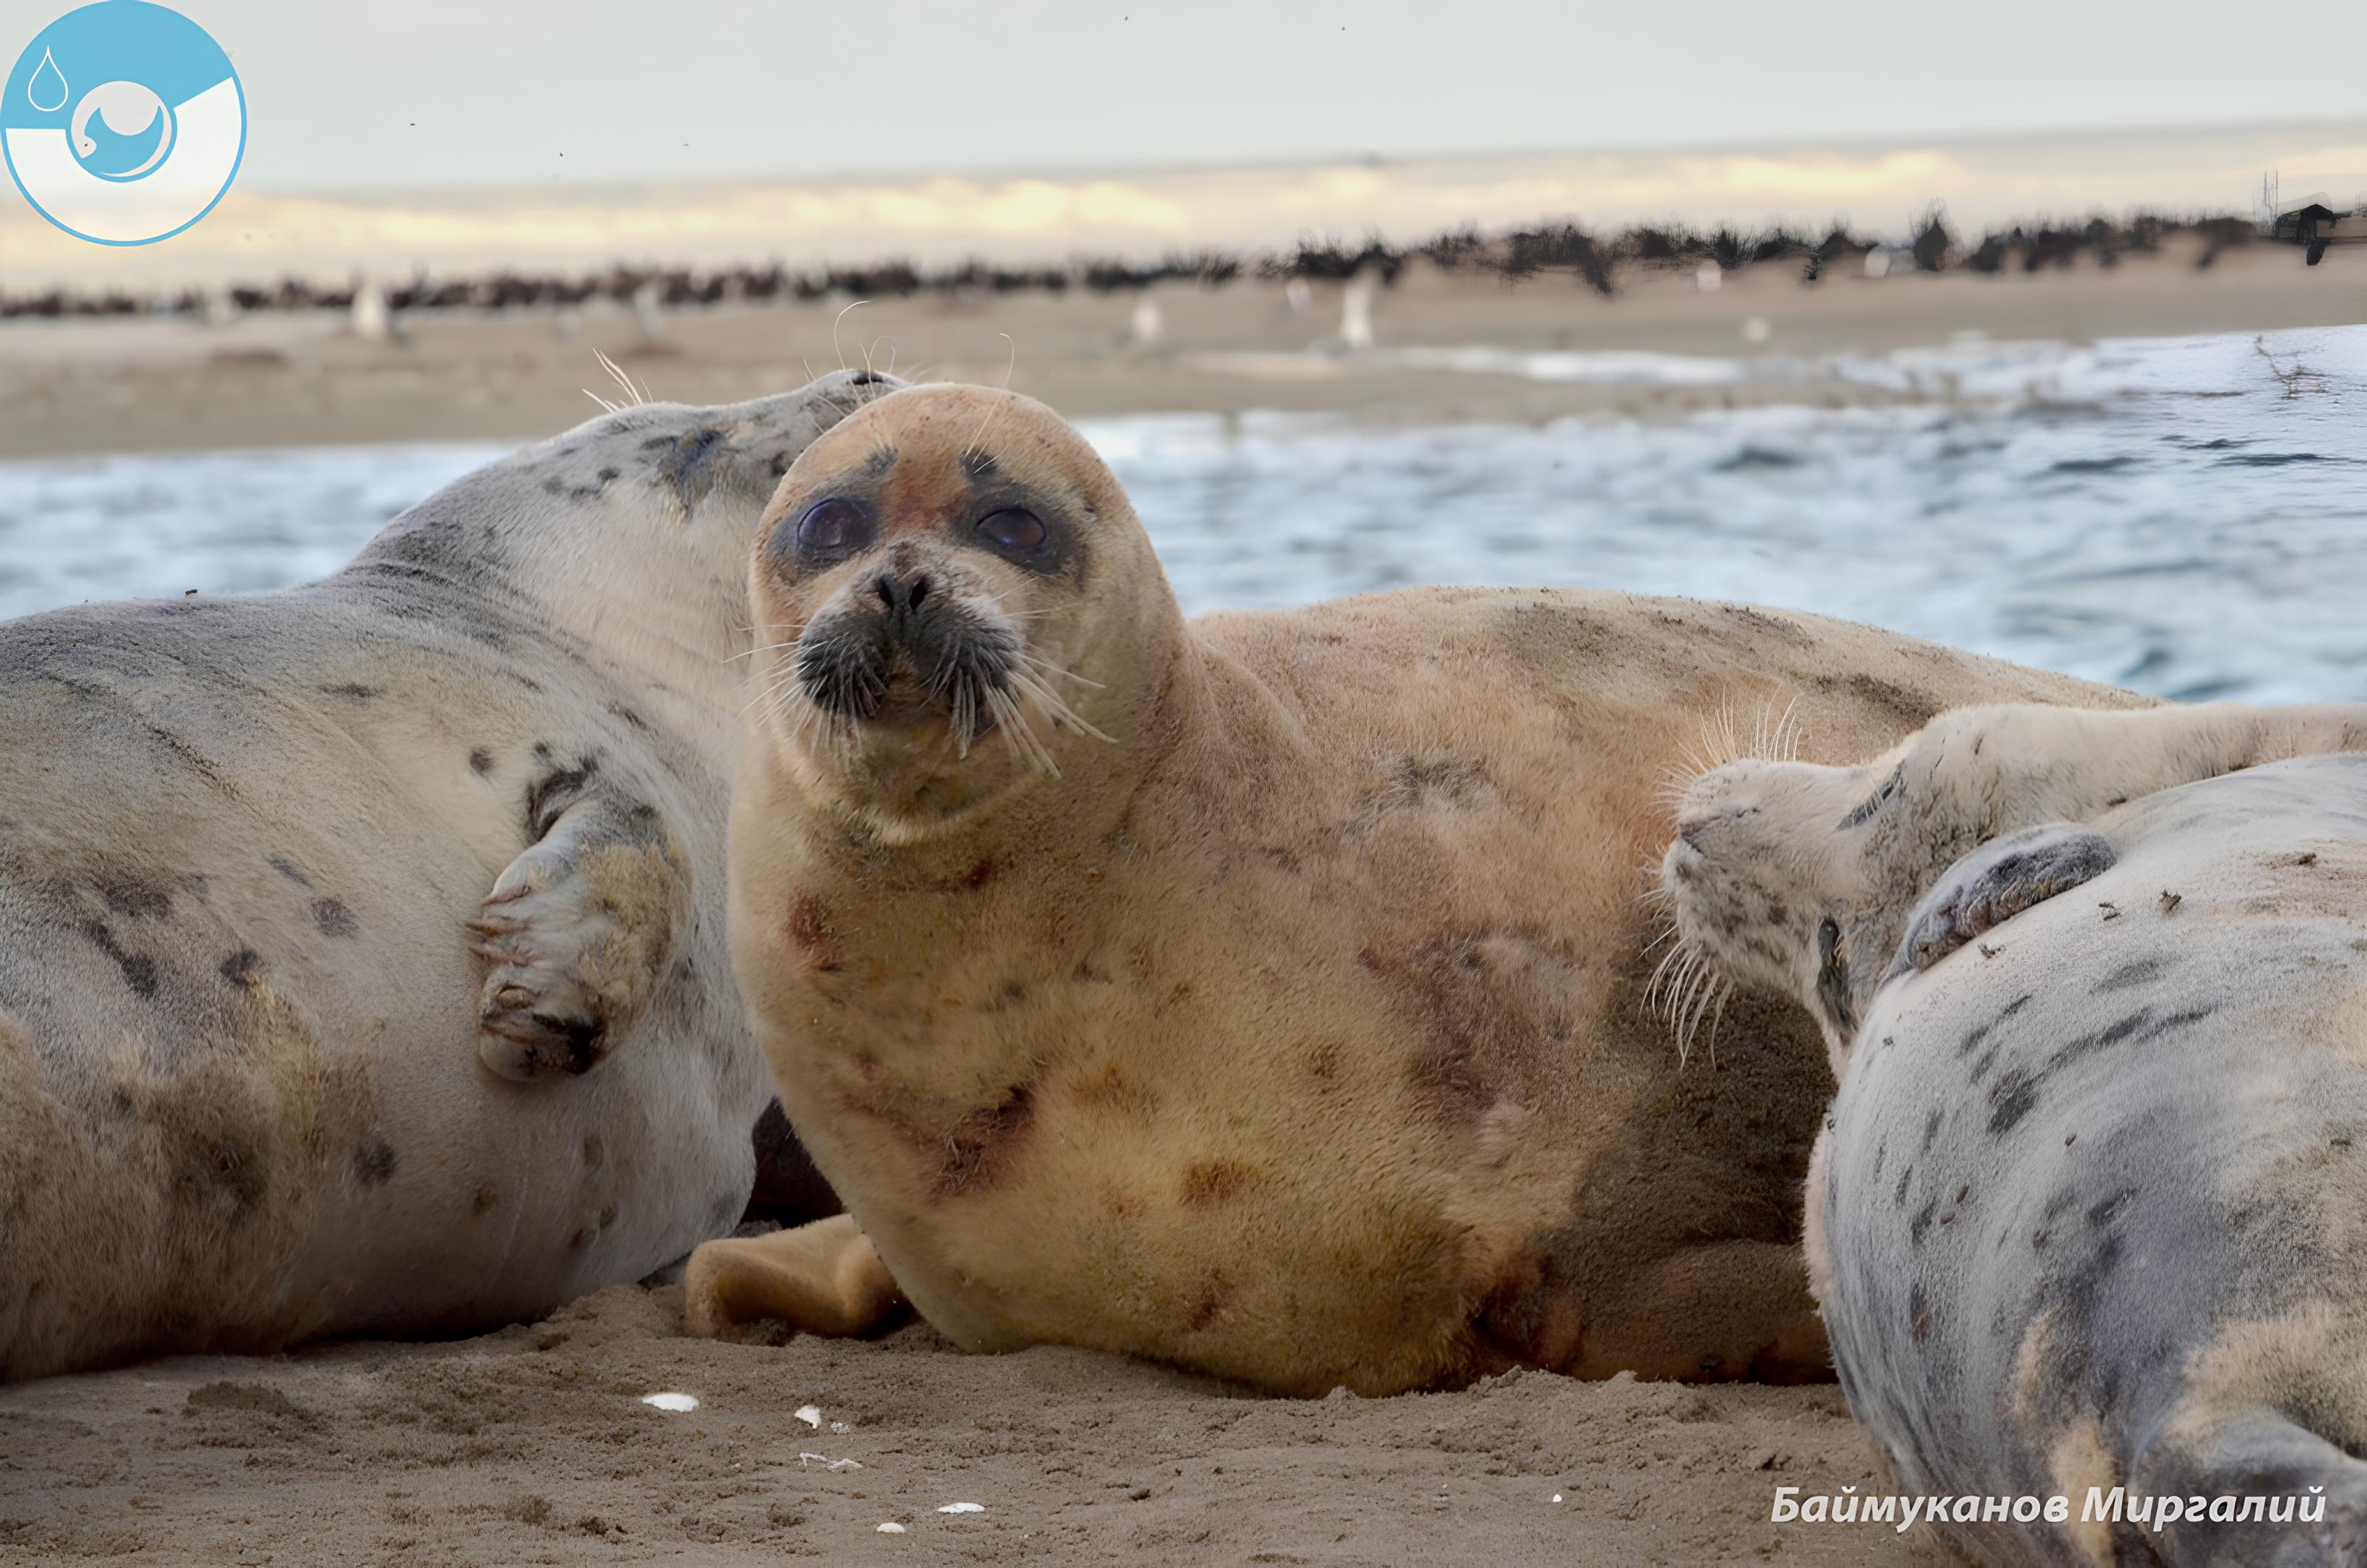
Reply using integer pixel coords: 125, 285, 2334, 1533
1338, 271, 1377, 349
633, 279, 666, 346
348, 277, 402, 345
1128, 296, 1164, 348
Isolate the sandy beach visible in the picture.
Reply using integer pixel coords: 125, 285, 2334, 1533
0, 230, 2357, 1567
1, 237, 2357, 459
0, 1282, 1922, 1567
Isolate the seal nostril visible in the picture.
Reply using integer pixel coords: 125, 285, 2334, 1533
908, 575, 931, 609
874, 574, 897, 608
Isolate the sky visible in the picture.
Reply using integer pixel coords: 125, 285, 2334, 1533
5, 1, 2363, 285
143, 0, 2367, 190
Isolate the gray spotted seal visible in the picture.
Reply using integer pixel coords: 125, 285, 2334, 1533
1663, 701, 2367, 1562
0, 369, 891, 1382
681, 382, 2141, 1396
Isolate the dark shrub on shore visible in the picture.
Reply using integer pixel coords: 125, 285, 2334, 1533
0, 208, 2269, 321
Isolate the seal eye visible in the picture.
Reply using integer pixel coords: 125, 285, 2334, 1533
796, 497, 869, 555
976, 508, 1047, 552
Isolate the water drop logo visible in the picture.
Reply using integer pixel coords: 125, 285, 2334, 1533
4, 3, 243, 246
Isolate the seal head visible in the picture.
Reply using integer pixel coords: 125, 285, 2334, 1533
1661, 751, 1897, 1064
748, 385, 1177, 842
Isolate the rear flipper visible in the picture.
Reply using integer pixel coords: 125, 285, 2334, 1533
469, 779, 691, 1079
682, 1214, 906, 1342
1884, 823, 2116, 981
2132, 1410, 2367, 1566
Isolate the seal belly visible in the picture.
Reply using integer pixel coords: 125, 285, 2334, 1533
758, 642, 1831, 1393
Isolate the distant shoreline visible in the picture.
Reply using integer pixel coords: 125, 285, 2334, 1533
0, 236, 2354, 460
0, 209, 2298, 321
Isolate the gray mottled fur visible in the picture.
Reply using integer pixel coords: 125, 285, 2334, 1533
1828, 757, 2367, 1564
0, 370, 889, 1381
1666, 703, 2367, 1564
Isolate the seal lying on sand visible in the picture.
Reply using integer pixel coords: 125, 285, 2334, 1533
0, 371, 886, 1382
1663, 702, 2367, 1563
683, 382, 2141, 1396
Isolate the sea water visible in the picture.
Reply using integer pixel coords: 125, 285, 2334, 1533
0, 325, 2358, 702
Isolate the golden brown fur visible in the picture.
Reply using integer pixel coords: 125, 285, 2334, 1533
689, 384, 2144, 1396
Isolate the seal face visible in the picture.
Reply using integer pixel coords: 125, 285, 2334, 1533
744, 385, 1146, 842
0, 370, 887, 1382
695, 382, 2149, 1398
1661, 703, 2367, 1561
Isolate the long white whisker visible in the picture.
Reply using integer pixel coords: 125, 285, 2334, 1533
832, 300, 869, 371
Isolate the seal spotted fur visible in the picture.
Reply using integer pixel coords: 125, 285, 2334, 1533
0, 371, 887, 1381
1664, 703, 2367, 1561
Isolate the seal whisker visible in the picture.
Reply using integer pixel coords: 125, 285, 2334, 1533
831, 301, 870, 373
1008, 667, 1114, 744
985, 684, 1060, 776
991, 686, 1051, 772
1674, 962, 1728, 1065
592, 349, 649, 409
727, 637, 812, 663
1695, 978, 1732, 1068
1644, 940, 1693, 1015
1653, 949, 1693, 1026
1016, 649, 1105, 686
962, 334, 1020, 456
1669, 964, 1703, 1058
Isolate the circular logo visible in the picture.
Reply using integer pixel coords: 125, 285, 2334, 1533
4, 2, 243, 246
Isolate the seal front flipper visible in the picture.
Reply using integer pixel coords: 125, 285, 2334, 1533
681, 1214, 906, 1341
2128, 1406, 2367, 1567
1885, 822, 2116, 981
469, 763, 691, 1080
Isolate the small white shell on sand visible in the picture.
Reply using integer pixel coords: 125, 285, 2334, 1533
937, 1502, 985, 1514
798, 1452, 862, 1472
794, 1405, 822, 1428
639, 1393, 699, 1412
877, 1521, 906, 1533
830, 1421, 852, 1433
1552, 1493, 1564, 1503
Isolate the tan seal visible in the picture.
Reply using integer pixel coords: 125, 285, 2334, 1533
1661, 703, 2367, 1561
686, 383, 2141, 1396
0, 371, 885, 1382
